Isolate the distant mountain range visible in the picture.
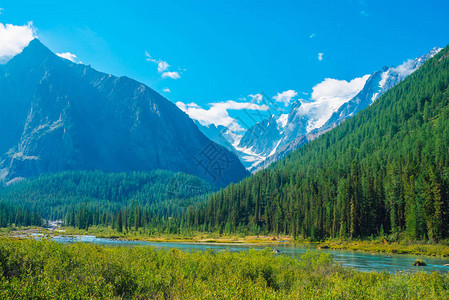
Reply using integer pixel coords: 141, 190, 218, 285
0, 39, 249, 187
196, 47, 442, 171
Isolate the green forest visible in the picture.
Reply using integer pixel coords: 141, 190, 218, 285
0, 170, 215, 231
177, 46, 449, 241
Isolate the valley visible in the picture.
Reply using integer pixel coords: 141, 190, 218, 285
1, 3, 449, 297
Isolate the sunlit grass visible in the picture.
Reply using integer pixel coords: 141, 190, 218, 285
0, 238, 448, 299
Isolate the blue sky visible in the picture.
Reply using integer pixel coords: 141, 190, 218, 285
1, 0, 448, 130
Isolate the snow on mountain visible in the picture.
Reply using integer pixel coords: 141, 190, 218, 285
247, 47, 442, 172
276, 114, 288, 130
300, 75, 370, 133
318, 47, 443, 133
188, 47, 441, 172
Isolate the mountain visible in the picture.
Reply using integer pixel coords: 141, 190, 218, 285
234, 114, 287, 169
318, 46, 443, 133
238, 47, 442, 172
180, 44, 449, 241
0, 39, 249, 187
194, 121, 236, 153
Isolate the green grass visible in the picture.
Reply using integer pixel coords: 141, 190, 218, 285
0, 238, 448, 299
316, 238, 449, 257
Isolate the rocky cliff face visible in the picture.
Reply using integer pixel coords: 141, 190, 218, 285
0, 39, 249, 187
238, 115, 282, 157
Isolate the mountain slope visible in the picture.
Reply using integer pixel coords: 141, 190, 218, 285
0, 39, 249, 187
181, 45, 449, 241
243, 47, 442, 172
318, 47, 443, 133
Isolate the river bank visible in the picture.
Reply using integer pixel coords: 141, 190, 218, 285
316, 239, 449, 257
3, 226, 449, 258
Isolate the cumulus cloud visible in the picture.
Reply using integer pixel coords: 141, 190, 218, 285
248, 93, 263, 103
318, 52, 324, 61
163, 87, 171, 93
311, 76, 369, 101
56, 52, 77, 63
273, 90, 298, 107
145, 51, 181, 79
176, 99, 269, 130
295, 75, 370, 132
157, 60, 169, 73
161, 71, 180, 79
0, 22, 36, 63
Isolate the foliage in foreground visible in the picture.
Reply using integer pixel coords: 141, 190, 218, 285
0, 239, 448, 299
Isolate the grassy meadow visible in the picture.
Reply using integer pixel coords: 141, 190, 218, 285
0, 238, 448, 299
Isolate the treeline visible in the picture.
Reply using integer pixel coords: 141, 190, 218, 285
177, 46, 449, 241
63, 201, 195, 234
0, 202, 42, 227
0, 170, 215, 231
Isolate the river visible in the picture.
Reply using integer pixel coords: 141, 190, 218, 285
51, 235, 449, 274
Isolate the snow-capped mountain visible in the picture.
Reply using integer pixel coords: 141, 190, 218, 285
319, 46, 443, 133
190, 47, 442, 172
249, 47, 443, 171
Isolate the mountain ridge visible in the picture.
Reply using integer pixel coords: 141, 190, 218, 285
0, 39, 249, 187
218, 47, 443, 172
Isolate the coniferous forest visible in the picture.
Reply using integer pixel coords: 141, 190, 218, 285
0, 170, 215, 231
177, 46, 449, 241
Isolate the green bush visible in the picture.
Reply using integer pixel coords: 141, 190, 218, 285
0, 238, 448, 299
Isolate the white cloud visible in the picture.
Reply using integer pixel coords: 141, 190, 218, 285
295, 75, 370, 132
273, 90, 298, 107
163, 87, 171, 93
311, 76, 369, 101
145, 51, 156, 63
145, 51, 181, 79
56, 52, 77, 63
157, 60, 169, 73
0, 8, 4, 15
161, 71, 180, 79
391, 59, 418, 78
0, 22, 36, 63
176, 100, 269, 130
309, 33, 315, 39
318, 52, 324, 61
248, 93, 263, 103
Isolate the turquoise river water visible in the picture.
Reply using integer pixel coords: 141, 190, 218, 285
51, 235, 449, 274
